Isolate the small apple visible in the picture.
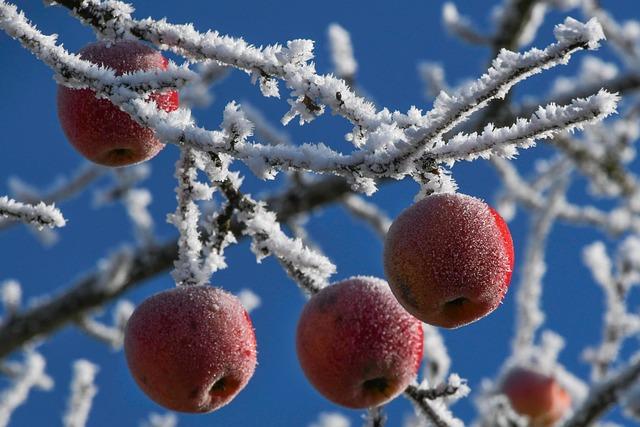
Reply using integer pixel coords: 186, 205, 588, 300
296, 276, 424, 409
57, 40, 179, 166
383, 193, 514, 328
124, 285, 257, 413
500, 367, 571, 426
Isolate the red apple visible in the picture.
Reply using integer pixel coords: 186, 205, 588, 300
500, 367, 571, 426
124, 285, 257, 413
296, 276, 424, 409
57, 40, 179, 166
383, 193, 514, 328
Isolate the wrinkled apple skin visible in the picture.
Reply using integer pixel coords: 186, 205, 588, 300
384, 193, 514, 328
57, 40, 179, 166
296, 276, 424, 409
124, 285, 257, 413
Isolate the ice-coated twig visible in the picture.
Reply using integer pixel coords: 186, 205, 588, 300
309, 412, 351, 427
582, 238, 640, 381
95, 248, 135, 293
474, 394, 527, 427
9, 163, 103, 207
442, 3, 490, 45
512, 174, 568, 357
417, 376, 470, 401
0, 2, 193, 96
1, 163, 103, 233
227, 185, 336, 294
77, 300, 134, 349
122, 188, 156, 247
168, 147, 216, 286
491, 0, 544, 52
95, 165, 157, 247
0, 173, 352, 359
366, 406, 386, 427
236, 289, 261, 313
0, 196, 66, 230
422, 324, 452, 387
418, 62, 450, 100
0, 352, 51, 427
63, 359, 98, 427
562, 353, 640, 427
492, 157, 640, 236
581, 0, 640, 65
553, 133, 639, 198
3, 2, 617, 189
179, 60, 228, 108
341, 195, 391, 239
327, 23, 358, 83
242, 103, 293, 147
48, 0, 377, 129
404, 383, 464, 427
0, 280, 21, 319
0, 360, 52, 392
94, 164, 150, 204
430, 90, 619, 165
140, 413, 178, 427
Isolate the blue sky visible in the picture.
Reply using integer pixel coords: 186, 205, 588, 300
1, 0, 639, 426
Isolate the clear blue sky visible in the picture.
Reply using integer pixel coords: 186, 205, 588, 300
0, 0, 638, 426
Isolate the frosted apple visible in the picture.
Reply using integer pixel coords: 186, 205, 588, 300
57, 40, 179, 166
500, 367, 571, 426
124, 285, 257, 413
383, 193, 514, 328
296, 276, 423, 409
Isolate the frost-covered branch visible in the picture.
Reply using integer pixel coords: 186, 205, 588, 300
218, 178, 335, 294
492, 157, 640, 236
0, 1, 193, 96
422, 324, 452, 386
341, 195, 391, 239
309, 412, 351, 427
365, 406, 386, 427
442, 3, 490, 45
0, 352, 51, 427
77, 300, 133, 349
431, 90, 618, 164
0, 196, 66, 230
1, 163, 103, 231
0, 280, 21, 320
404, 383, 465, 427
3, 2, 616, 190
140, 413, 178, 427
94, 165, 156, 247
0, 172, 353, 358
169, 147, 213, 286
582, 238, 640, 381
63, 359, 98, 427
512, 174, 567, 357
418, 62, 450, 101
328, 24, 358, 83
492, 0, 542, 51
581, 0, 640, 65
562, 353, 640, 427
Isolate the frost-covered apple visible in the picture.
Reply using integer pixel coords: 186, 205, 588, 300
296, 276, 423, 409
383, 193, 514, 328
124, 285, 257, 413
57, 40, 179, 166
500, 367, 571, 426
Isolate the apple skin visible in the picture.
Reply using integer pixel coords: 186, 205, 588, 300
57, 40, 179, 167
500, 367, 571, 426
383, 193, 514, 329
296, 276, 424, 409
124, 285, 257, 413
